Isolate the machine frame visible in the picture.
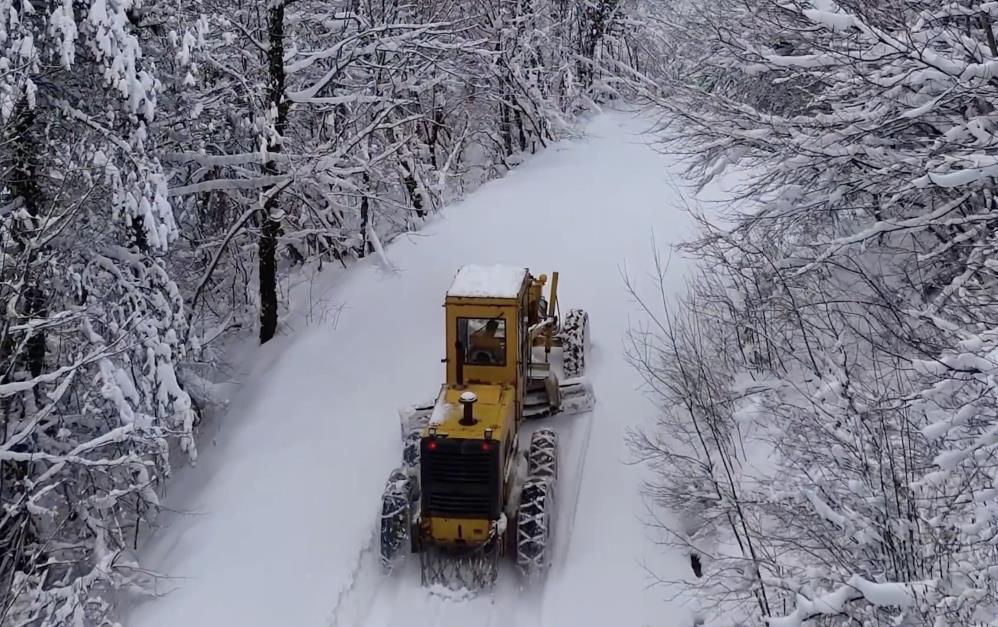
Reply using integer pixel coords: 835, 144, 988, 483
379, 266, 592, 590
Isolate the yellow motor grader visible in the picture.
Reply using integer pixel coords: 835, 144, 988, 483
379, 265, 593, 589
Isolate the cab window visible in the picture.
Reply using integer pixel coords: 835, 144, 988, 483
458, 317, 506, 366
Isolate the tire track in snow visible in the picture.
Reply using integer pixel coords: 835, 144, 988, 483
325, 528, 381, 627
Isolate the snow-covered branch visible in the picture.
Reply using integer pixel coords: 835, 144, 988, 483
769, 576, 929, 627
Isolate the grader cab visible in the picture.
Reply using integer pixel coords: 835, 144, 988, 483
378, 265, 593, 590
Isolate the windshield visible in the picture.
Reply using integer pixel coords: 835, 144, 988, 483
458, 316, 507, 366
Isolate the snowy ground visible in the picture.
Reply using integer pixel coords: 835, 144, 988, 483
126, 109, 708, 627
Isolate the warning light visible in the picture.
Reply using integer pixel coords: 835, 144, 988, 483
481, 441, 491, 451
427, 440, 438, 451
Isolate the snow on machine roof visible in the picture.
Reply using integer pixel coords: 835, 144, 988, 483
446, 264, 528, 299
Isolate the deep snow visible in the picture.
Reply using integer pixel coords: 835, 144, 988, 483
127, 110, 705, 627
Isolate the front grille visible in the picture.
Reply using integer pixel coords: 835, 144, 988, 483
421, 438, 500, 519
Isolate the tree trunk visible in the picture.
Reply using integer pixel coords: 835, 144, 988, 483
259, 1, 288, 344
359, 172, 374, 258
500, 94, 514, 157
513, 105, 526, 152
259, 215, 280, 342
402, 163, 424, 217
259, 1, 290, 344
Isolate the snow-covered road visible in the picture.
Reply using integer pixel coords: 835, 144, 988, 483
127, 110, 702, 627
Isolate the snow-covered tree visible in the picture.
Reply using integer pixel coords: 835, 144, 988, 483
1, 0, 197, 623
630, 0, 998, 625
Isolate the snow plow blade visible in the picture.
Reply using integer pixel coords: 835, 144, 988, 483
556, 377, 596, 414
524, 376, 595, 419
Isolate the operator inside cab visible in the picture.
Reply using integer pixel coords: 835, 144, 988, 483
464, 318, 505, 365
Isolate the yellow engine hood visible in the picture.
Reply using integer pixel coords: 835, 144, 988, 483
425, 384, 513, 439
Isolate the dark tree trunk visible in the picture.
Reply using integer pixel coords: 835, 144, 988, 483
260, 1, 290, 344
500, 94, 514, 157
514, 105, 526, 152
402, 163, 424, 218
493, 29, 514, 159
24, 286, 46, 379
359, 172, 374, 258
259, 215, 280, 342
428, 92, 445, 169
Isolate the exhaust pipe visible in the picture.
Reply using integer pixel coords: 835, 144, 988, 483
459, 391, 477, 425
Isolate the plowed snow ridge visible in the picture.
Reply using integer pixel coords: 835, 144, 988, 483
128, 110, 704, 627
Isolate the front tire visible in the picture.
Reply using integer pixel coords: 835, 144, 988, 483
559, 309, 589, 378
527, 428, 557, 481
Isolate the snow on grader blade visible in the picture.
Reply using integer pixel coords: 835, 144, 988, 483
377, 265, 594, 593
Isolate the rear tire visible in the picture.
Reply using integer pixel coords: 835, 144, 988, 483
380, 468, 412, 572
516, 477, 554, 577
559, 309, 589, 378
